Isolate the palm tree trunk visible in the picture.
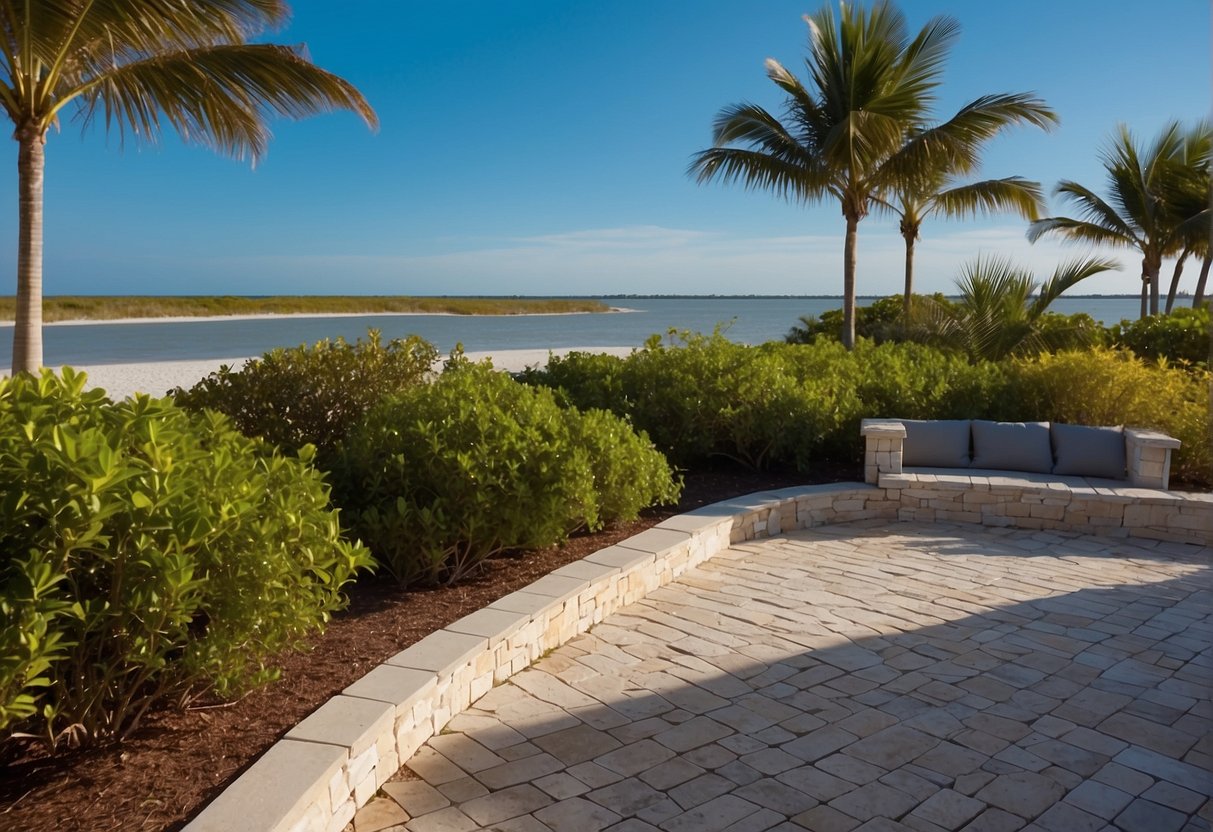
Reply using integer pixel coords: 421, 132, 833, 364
1148, 261, 1161, 316
1193, 251, 1211, 308
12, 127, 45, 374
1165, 249, 1189, 314
902, 231, 915, 324
1139, 276, 1148, 320
842, 216, 858, 349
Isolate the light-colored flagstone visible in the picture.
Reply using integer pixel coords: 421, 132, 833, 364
351, 522, 1210, 832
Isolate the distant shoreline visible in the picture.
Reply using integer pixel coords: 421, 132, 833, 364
0, 308, 634, 328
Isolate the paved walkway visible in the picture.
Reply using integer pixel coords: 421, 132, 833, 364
353, 521, 1212, 832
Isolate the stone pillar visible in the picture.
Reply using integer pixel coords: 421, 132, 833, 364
1125, 428, 1181, 489
860, 419, 907, 484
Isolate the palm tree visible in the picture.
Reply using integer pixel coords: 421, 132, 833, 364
1028, 122, 1189, 319
689, 1, 1055, 348
886, 173, 1048, 321
918, 254, 1117, 361
1160, 123, 1211, 311
2, 1, 377, 374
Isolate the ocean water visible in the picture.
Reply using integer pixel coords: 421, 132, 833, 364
0, 296, 1149, 367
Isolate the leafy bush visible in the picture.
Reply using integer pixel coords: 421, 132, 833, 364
786, 295, 935, 344
1000, 348, 1211, 485
172, 329, 438, 459
531, 334, 1004, 469
0, 370, 372, 746
332, 360, 680, 586
1108, 307, 1211, 366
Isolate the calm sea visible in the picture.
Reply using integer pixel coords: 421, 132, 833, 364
0, 296, 1148, 367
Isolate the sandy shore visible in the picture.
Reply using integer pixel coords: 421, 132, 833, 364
59, 346, 637, 400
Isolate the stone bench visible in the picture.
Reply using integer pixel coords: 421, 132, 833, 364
861, 418, 1180, 489
860, 418, 1209, 545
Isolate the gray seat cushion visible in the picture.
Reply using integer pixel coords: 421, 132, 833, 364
901, 419, 971, 468
1051, 423, 1126, 479
970, 420, 1052, 473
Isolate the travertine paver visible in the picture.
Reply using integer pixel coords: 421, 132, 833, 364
354, 521, 1212, 831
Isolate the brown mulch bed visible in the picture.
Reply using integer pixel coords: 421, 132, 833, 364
0, 465, 857, 832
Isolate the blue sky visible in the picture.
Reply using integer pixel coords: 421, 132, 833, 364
4, 0, 1209, 297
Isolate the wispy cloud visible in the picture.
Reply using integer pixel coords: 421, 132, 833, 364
78, 223, 1154, 297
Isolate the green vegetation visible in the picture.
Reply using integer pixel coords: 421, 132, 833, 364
2, 2, 376, 373
171, 330, 440, 461
0, 295, 611, 323
690, 0, 1055, 348
332, 359, 680, 586
524, 335, 1211, 486
1108, 307, 1211, 366
907, 256, 1117, 361
526, 332, 1000, 469
0, 370, 371, 746
1002, 349, 1210, 485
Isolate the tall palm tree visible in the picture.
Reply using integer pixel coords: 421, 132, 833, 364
886, 173, 1048, 321
1160, 122, 1211, 311
918, 254, 1117, 361
689, 1, 1055, 348
2, 1, 377, 373
1028, 122, 1188, 319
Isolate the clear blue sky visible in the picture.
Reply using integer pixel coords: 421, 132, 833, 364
4, 0, 1209, 297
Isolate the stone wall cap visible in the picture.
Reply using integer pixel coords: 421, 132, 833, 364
615, 527, 691, 556
489, 590, 558, 617
284, 695, 393, 758
343, 664, 436, 714
386, 630, 487, 673
445, 607, 531, 644
552, 559, 620, 583
585, 545, 655, 571
183, 739, 346, 832
860, 418, 908, 438
655, 512, 733, 535
1125, 427, 1182, 449
516, 573, 588, 603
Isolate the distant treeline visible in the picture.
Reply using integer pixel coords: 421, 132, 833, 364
0, 296, 611, 322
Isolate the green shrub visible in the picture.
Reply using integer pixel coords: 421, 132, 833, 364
786, 295, 934, 344
1108, 307, 1211, 366
332, 360, 679, 586
0, 370, 372, 746
172, 329, 438, 460
1001, 348, 1212, 486
532, 335, 1006, 469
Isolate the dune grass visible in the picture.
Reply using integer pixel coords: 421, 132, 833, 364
0, 296, 611, 322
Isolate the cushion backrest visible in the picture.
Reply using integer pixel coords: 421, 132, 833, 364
1051, 423, 1126, 479
970, 420, 1052, 473
900, 419, 971, 468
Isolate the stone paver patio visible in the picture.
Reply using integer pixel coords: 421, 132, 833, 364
354, 521, 1212, 832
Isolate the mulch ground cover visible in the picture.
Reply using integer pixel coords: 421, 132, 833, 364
0, 464, 855, 832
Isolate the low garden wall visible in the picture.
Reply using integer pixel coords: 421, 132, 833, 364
184, 479, 1211, 832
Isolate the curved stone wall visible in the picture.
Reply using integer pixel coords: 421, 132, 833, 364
184, 480, 1210, 832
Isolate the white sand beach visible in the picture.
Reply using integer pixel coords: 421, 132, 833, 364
59, 346, 637, 400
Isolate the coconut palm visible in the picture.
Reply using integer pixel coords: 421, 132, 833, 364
1028, 122, 1190, 319
1160, 123, 1211, 311
917, 254, 1118, 361
689, 0, 1056, 348
885, 173, 1048, 321
2, 1, 378, 373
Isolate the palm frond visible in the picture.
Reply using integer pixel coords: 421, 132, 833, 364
929, 176, 1044, 221
68, 42, 376, 160
1029, 179, 1140, 244
710, 101, 803, 159
688, 146, 831, 202
1028, 256, 1119, 317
